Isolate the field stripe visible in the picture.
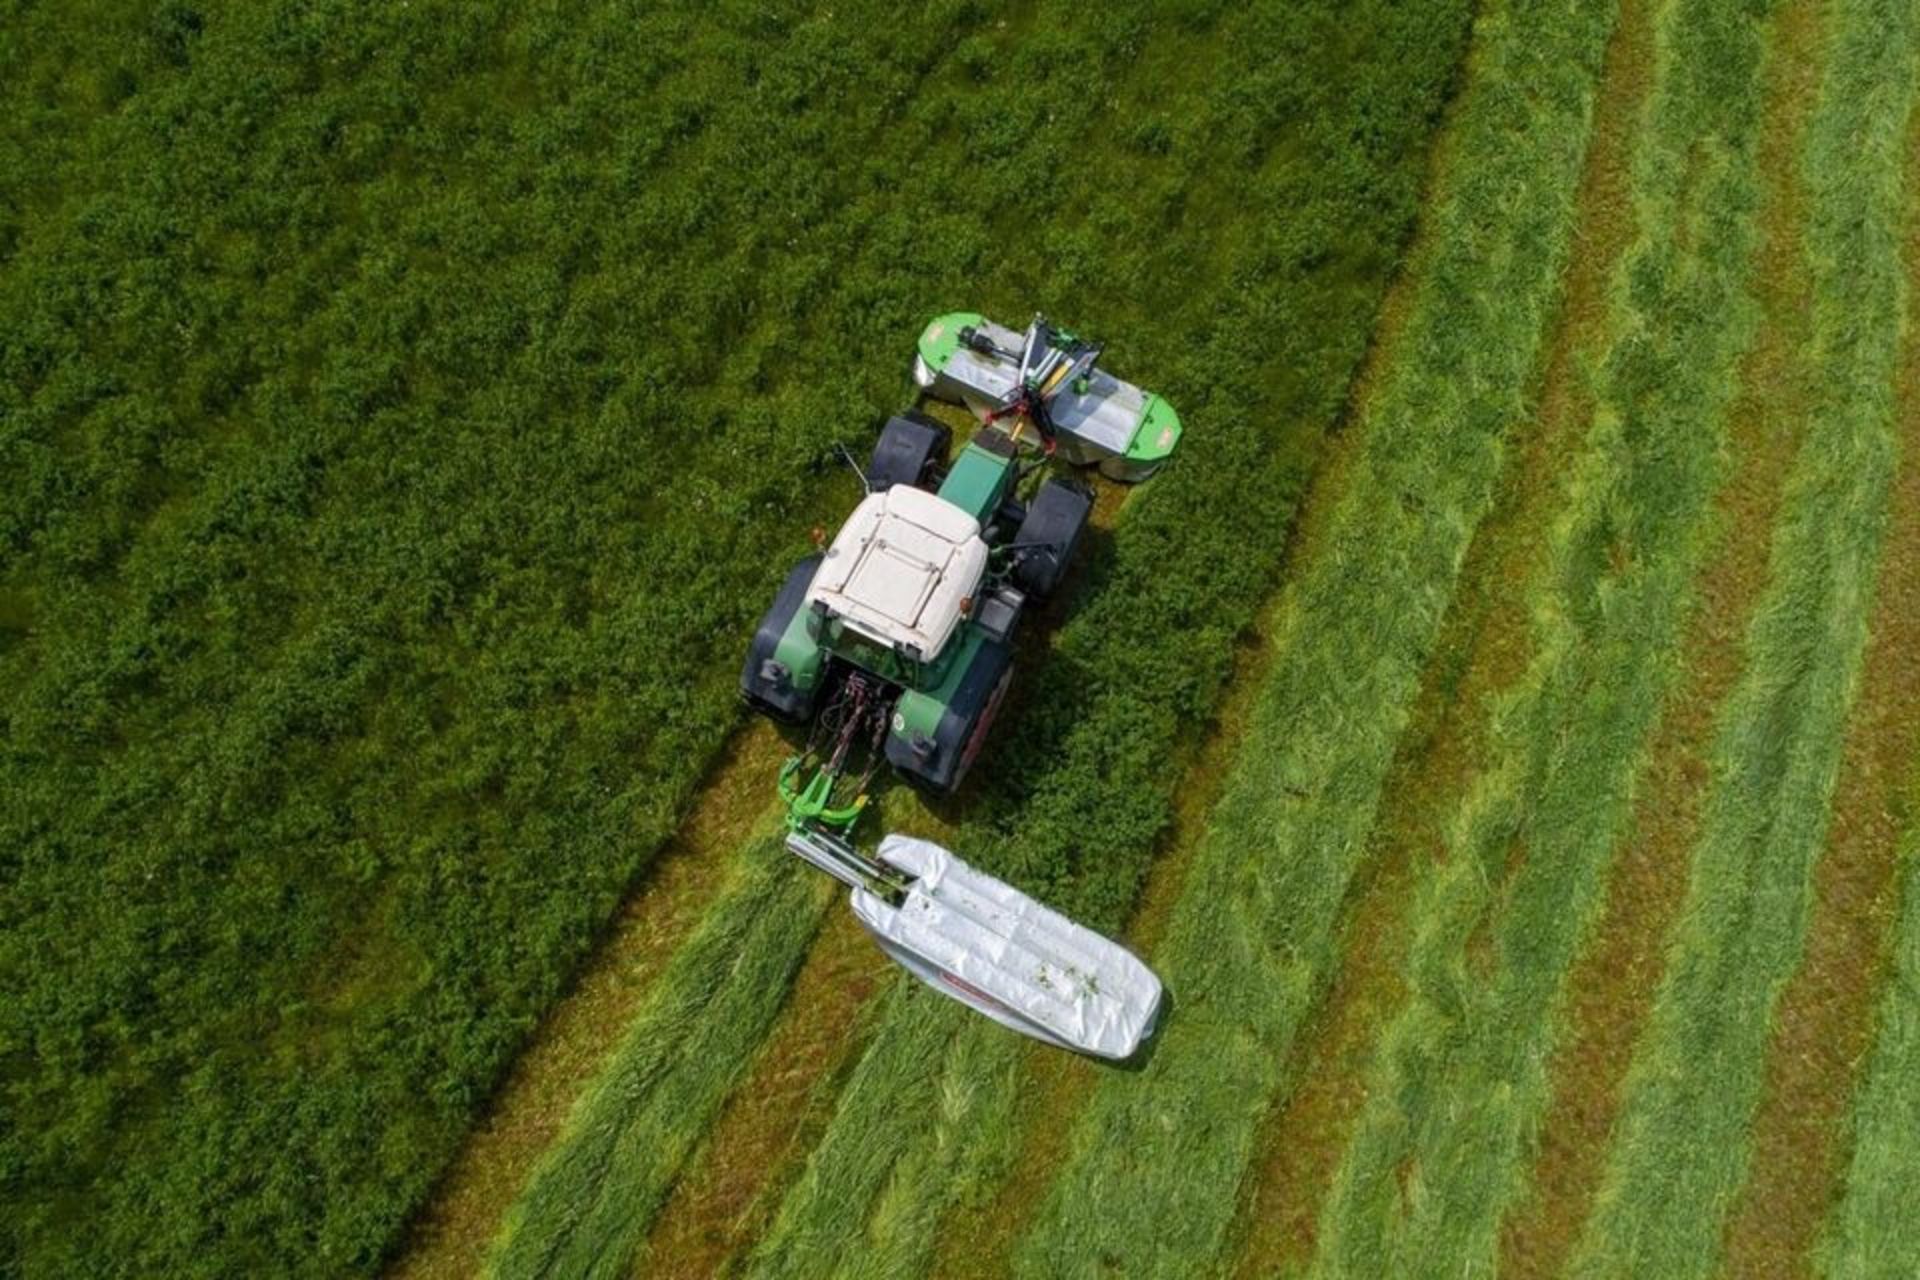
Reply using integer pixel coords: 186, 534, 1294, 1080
1495, 0, 1824, 1272
1226, 0, 1657, 1270
1303, 0, 1784, 1270
1006, 3, 1619, 1274
1568, 0, 1920, 1270
1812, 99, 1920, 1280
483, 844, 830, 1280
392, 725, 792, 1279
1819, 776, 1920, 1277
634, 909, 888, 1276
1724, 48, 1920, 1276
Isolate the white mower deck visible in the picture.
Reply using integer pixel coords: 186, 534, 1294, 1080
848, 834, 1162, 1060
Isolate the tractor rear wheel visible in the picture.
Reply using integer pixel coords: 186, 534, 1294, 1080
740, 553, 823, 723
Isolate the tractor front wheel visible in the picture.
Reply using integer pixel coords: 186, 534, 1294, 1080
866, 411, 952, 492
1011, 478, 1092, 599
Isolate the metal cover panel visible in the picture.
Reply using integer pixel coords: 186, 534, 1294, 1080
849, 835, 1163, 1059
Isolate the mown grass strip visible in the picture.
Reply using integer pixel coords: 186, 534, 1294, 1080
633, 910, 888, 1277
1306, 0, 1783, 1270
1228, 3, 1658, 1271
1569, 0, 1920, 1271
1006, 3, 1619, 1275
1498, 6, 1822, 1274
719, 6, 1477, 1278
1819, 767, 1920, 1278
483, 841, 829, 1280
1724, 54, 1920, 1275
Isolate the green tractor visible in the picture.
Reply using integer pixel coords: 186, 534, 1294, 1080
738, 314, 1181, 1060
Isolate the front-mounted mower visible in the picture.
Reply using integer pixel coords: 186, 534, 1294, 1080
740, 314, 1181, 1060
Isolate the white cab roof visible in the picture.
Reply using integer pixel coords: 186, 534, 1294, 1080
805, 486, 988, 659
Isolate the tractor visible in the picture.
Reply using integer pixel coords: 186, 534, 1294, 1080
738, 314, 1182, 1060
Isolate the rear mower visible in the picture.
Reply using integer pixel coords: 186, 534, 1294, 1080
739, 314, 1180, 1060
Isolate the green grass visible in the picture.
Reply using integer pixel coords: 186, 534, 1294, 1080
1821, 762, 1920, 1278
1568, 0, 1920, 1271
1308, 0, 1778, 1270
1, 3, 978, 1271
725, 5, 1474, 1274
1010, 3, 1621, 1275
0, 0, 1377, 1272
484, 838, 828, 1280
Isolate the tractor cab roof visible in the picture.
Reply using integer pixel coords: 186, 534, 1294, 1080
806, 486, 987, 661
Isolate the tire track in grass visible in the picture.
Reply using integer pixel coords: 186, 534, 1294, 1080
1226, 1, 1654, 1270
1013, 3, 1619, 1272
1568, 0, 1920, 1268
1496, 0, 1822, 1272
392, 723, 791, 1280
1722, 82, 1920, 1280
930, 77, 1466, 1273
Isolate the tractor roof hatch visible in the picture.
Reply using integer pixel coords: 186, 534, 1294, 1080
805, 486, 988, 660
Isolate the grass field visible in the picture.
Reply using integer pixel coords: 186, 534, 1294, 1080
7, 1, 1920, 1277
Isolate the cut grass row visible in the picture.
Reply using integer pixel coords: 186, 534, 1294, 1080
1821, 763, 1920, 1278
1307, 0, 1785, 1269
1497, 1, 1822, 1271
479, 3, 1477, 1275
1810, 98, 1920, 1280
1011, 2, 1621, 1274
1721, 44, 1920, 1273
1569, 0, 1920, 1271
484, 840, 827, 1280
1230, 1, 1659, 1268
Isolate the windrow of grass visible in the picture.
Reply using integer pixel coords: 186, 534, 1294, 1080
484, 840, 827, 1280
1820, 761, 1920, 1278
1568, 0, 1920, 1272
1006, 3, 1620, 1275
722, 4, 1478, 1278
477, 4, 1474, 1276
1305, 0, 1778, 1270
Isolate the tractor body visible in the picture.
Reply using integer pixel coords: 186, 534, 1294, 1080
736, 314, 1178, 1060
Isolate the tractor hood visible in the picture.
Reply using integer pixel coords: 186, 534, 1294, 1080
805, 486, 988, 661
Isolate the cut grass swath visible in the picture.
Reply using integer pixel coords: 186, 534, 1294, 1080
484, 841, 828, 1280
1569, 0, 1920, 1270
1306, 0, 1781, 1269
1230, 4, 1662, 1268
1819, 762, 1920, 1278
1012, 2, 1621, 1274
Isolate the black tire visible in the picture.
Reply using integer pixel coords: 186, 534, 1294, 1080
740, 553, 823, 723
1010, 478, 1092, 599
886, 639, 1013, 795
866, 411, 952, 492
